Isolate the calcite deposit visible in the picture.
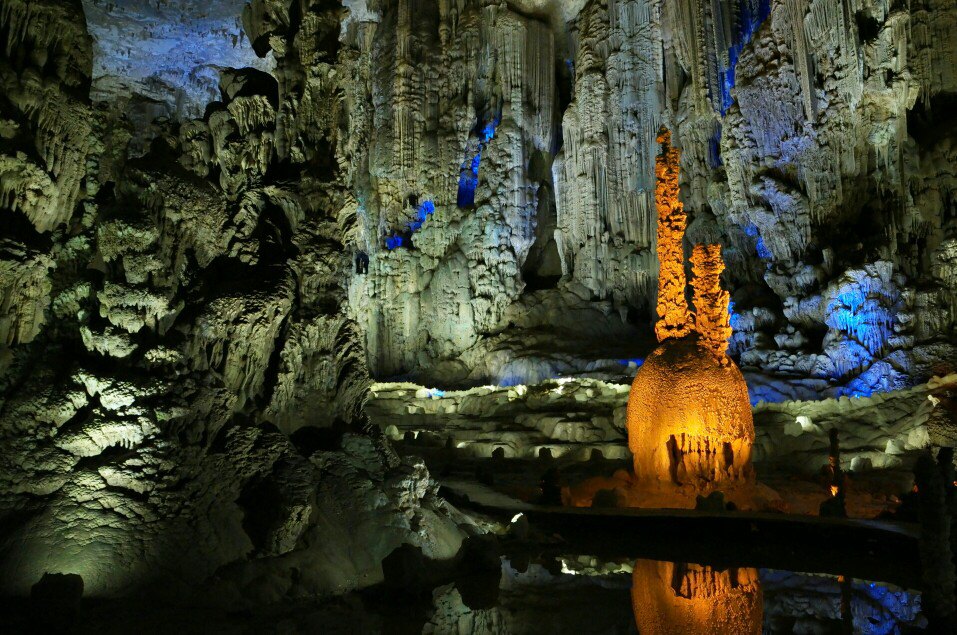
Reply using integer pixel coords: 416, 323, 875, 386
0, 0, 468, 601
625, 129, 755, 507
627, 338, 756, 505
368, 373, 955, 475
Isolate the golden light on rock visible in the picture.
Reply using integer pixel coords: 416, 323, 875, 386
690, 243, 732, 359
626, 338, 755, 505
653, 127, 693, 343
626, 127, 755, 508
631, 560, 763, 635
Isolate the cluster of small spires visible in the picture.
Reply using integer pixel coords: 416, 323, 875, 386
653, 127, 732, 359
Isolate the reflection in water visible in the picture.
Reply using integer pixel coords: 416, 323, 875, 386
631, 559, 762, 634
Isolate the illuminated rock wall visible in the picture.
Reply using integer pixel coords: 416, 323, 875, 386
342, 0, 559, 378
42, 0, 957, 394
669, 0, 957, 395
81, 0, 273, 120
341, 0, 957, 392
558, 0, 957, 396
0, 0, 467, 600
552, 0, 661, 314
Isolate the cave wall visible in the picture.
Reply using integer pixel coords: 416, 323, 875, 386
335, 0, 957, 396
0, 0, 467, 599
668, 0, 957, 398
342, 0, 559, 379
81, 0, 274, 120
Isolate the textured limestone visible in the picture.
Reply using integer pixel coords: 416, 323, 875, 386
369, 373, 957, 474
690, 244, 733, 358
0, 0, 94, 233
46, 0, 957, 397
370, 377, 632, 460
0, 0, 468, 603
337, 0, 561, 379
626, 338, 756, 506
0, 241, 53, 346
668, 0, 957, 393
553, 0, 662, 316
81, 0, 273, 121
652, 128, 693, 342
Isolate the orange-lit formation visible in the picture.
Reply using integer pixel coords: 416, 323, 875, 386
654, 128, 693, 342
690, 244, 732, 359
626, 127, 755, 508
631, 560, 763, 634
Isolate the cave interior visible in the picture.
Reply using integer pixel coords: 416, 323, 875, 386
1, 0, 957, 632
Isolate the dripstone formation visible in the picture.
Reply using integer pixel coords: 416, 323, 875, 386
0, 0, 469, 600
627, 129, 755, 507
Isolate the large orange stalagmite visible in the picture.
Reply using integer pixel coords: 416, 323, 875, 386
631, 560, 763, 634
626, 128, 755, 508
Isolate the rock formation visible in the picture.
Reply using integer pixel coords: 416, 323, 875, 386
82, 0, 273, 122
0, 0, 468, 601
631, 560, 763, 634
16, 0, 953, 397
627, 129, 755, 507
627, 337, 756, 505
653, 128, 692, 342
691, 244, 733, 358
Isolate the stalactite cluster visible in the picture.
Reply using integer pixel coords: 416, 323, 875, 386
0, 0, 468, 601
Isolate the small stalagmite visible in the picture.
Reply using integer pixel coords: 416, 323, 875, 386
690, 243, 732, 359
626, 127, 755, 508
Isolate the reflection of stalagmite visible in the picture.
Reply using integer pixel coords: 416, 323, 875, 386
626, 128, 755, 508
631, 560, 763, 634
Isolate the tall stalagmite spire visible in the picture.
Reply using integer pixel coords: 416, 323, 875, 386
654, 127, 692, 342
691, 243, 732, 358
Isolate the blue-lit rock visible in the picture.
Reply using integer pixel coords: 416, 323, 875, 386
81, 0, 274, 119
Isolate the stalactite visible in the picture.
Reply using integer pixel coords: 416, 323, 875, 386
554, 0, 661, 311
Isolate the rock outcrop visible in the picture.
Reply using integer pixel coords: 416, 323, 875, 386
0, 0, 468, 601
